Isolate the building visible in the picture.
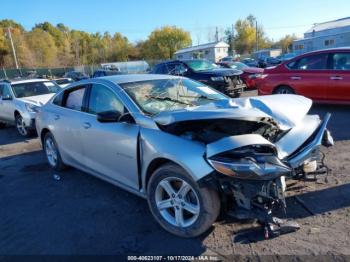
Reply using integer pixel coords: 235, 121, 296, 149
293, 17, 350, 55
253, 48, 282, 59
174, 41, 229, 62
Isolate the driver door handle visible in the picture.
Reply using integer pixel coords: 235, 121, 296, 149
290, 76, 301, 80
330, 76, 343, 80
82, 122, 91, 129
54, 114, 60, 120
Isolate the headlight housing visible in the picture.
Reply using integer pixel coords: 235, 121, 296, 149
25, 103, 41, 113
210, 76, 225, 82
209, 157, 291, 180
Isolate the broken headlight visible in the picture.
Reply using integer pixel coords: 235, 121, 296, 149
208, 154, 292, 180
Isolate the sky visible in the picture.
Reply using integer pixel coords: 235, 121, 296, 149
1, 0, 350, 44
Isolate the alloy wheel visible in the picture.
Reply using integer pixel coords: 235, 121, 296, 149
16, 116, 28, 136
155, 177, 200, 228
45, 137, 58, 167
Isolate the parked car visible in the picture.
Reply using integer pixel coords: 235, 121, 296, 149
217, 62, 264, 89
92, 69, 123, 78
63, 71, 89, 81
36, 74, 333, 238
219, 56, 234, 63
0, 78, 61, 136
258, 56, 282, 68
151, 59, 245, 97
241, 58, 259, 67
54, 78, 74, 88
257, 48, 350, 104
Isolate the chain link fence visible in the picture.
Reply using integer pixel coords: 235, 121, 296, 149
0, 60, 159, 80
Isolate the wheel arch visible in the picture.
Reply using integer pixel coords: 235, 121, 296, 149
40, 128, 51, 144
144, 157, 179, 192
14, 110, 20, 118
273, 84, 295, 94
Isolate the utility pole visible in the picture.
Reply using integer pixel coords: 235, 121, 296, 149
255, 20, 259, 52
215, 27, 219, 42
7, 28, 19, 70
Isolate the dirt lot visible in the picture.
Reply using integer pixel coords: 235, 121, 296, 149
0, 90, 350, 259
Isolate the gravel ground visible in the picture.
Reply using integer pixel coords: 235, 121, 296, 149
0, 90, 349, 259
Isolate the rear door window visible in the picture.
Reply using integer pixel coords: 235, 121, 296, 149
64, 86, 87, 111
331, 53, 350, 70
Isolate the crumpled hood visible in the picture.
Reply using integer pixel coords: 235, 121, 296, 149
17, 93, 55, 106
196, 68, 243, 76
154, 95, 312, 130
243, 67, 264, 74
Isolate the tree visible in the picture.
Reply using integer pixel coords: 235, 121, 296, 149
0, 29, 9, 67
233, 15, 271, 54
141, 26, 191, 59
278, 34, 297, 53
26, 28, 58, 67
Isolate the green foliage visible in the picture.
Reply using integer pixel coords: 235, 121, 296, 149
141, 26, 192, 59
233, 15, 272, 54
0, 17, 295, 68
277, 34, 297, 53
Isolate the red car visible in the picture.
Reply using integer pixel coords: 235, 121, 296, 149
257, 48, 350, 104
217, 62, 263, 89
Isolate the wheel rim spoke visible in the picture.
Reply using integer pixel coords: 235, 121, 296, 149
157, 199, 173, 210
177, 181, 191, 197
182, 201, 199, 215
159, 180, 176, 197
175, 207, 184, 227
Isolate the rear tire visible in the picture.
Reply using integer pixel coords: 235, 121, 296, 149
147, 163, 220, 238
273, 86, 295, 94
44, 132, 66, 171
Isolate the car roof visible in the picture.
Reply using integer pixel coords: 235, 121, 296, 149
1, 78, 51, 85
300, 47, 350, 56
94, 74, 181, 84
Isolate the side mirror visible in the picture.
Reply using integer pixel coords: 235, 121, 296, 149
97, 110, 121, 123
2, 95, 12, 101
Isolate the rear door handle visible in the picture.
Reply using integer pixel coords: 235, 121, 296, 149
330, 76, 343, 80
54, 114, 60, 120
290, 76, 301, 80
82, 122, 91, 129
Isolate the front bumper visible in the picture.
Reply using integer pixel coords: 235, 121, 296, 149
22, 111, 37, 130
286, 113, 333, 169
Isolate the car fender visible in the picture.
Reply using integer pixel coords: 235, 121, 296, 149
139, 127, 214, 191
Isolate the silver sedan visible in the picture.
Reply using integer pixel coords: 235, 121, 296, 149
36, 74, 333, 238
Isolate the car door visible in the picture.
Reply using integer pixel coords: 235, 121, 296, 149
327, 52, 350, 102
51, 85, 88, 167
286, 53, 331, 100
79, 83, 140, 190
0, 83, 16, 122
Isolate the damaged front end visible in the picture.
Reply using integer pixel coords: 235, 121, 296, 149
203, 114, 334, 238
155, 95, 334, 238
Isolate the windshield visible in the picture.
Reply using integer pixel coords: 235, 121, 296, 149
228, 62, 248, 70
185, 60, 216, 72
11, 81, 61, 98
121, 78, 227, 115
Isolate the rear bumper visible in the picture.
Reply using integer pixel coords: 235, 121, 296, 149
286, 113, 333, 168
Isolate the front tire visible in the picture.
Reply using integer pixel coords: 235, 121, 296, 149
44, 132, 66, 171
15, 114, 32, 137
147, 163, 220, 238
273, 85, 295, 94
0, 122, 6, 129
